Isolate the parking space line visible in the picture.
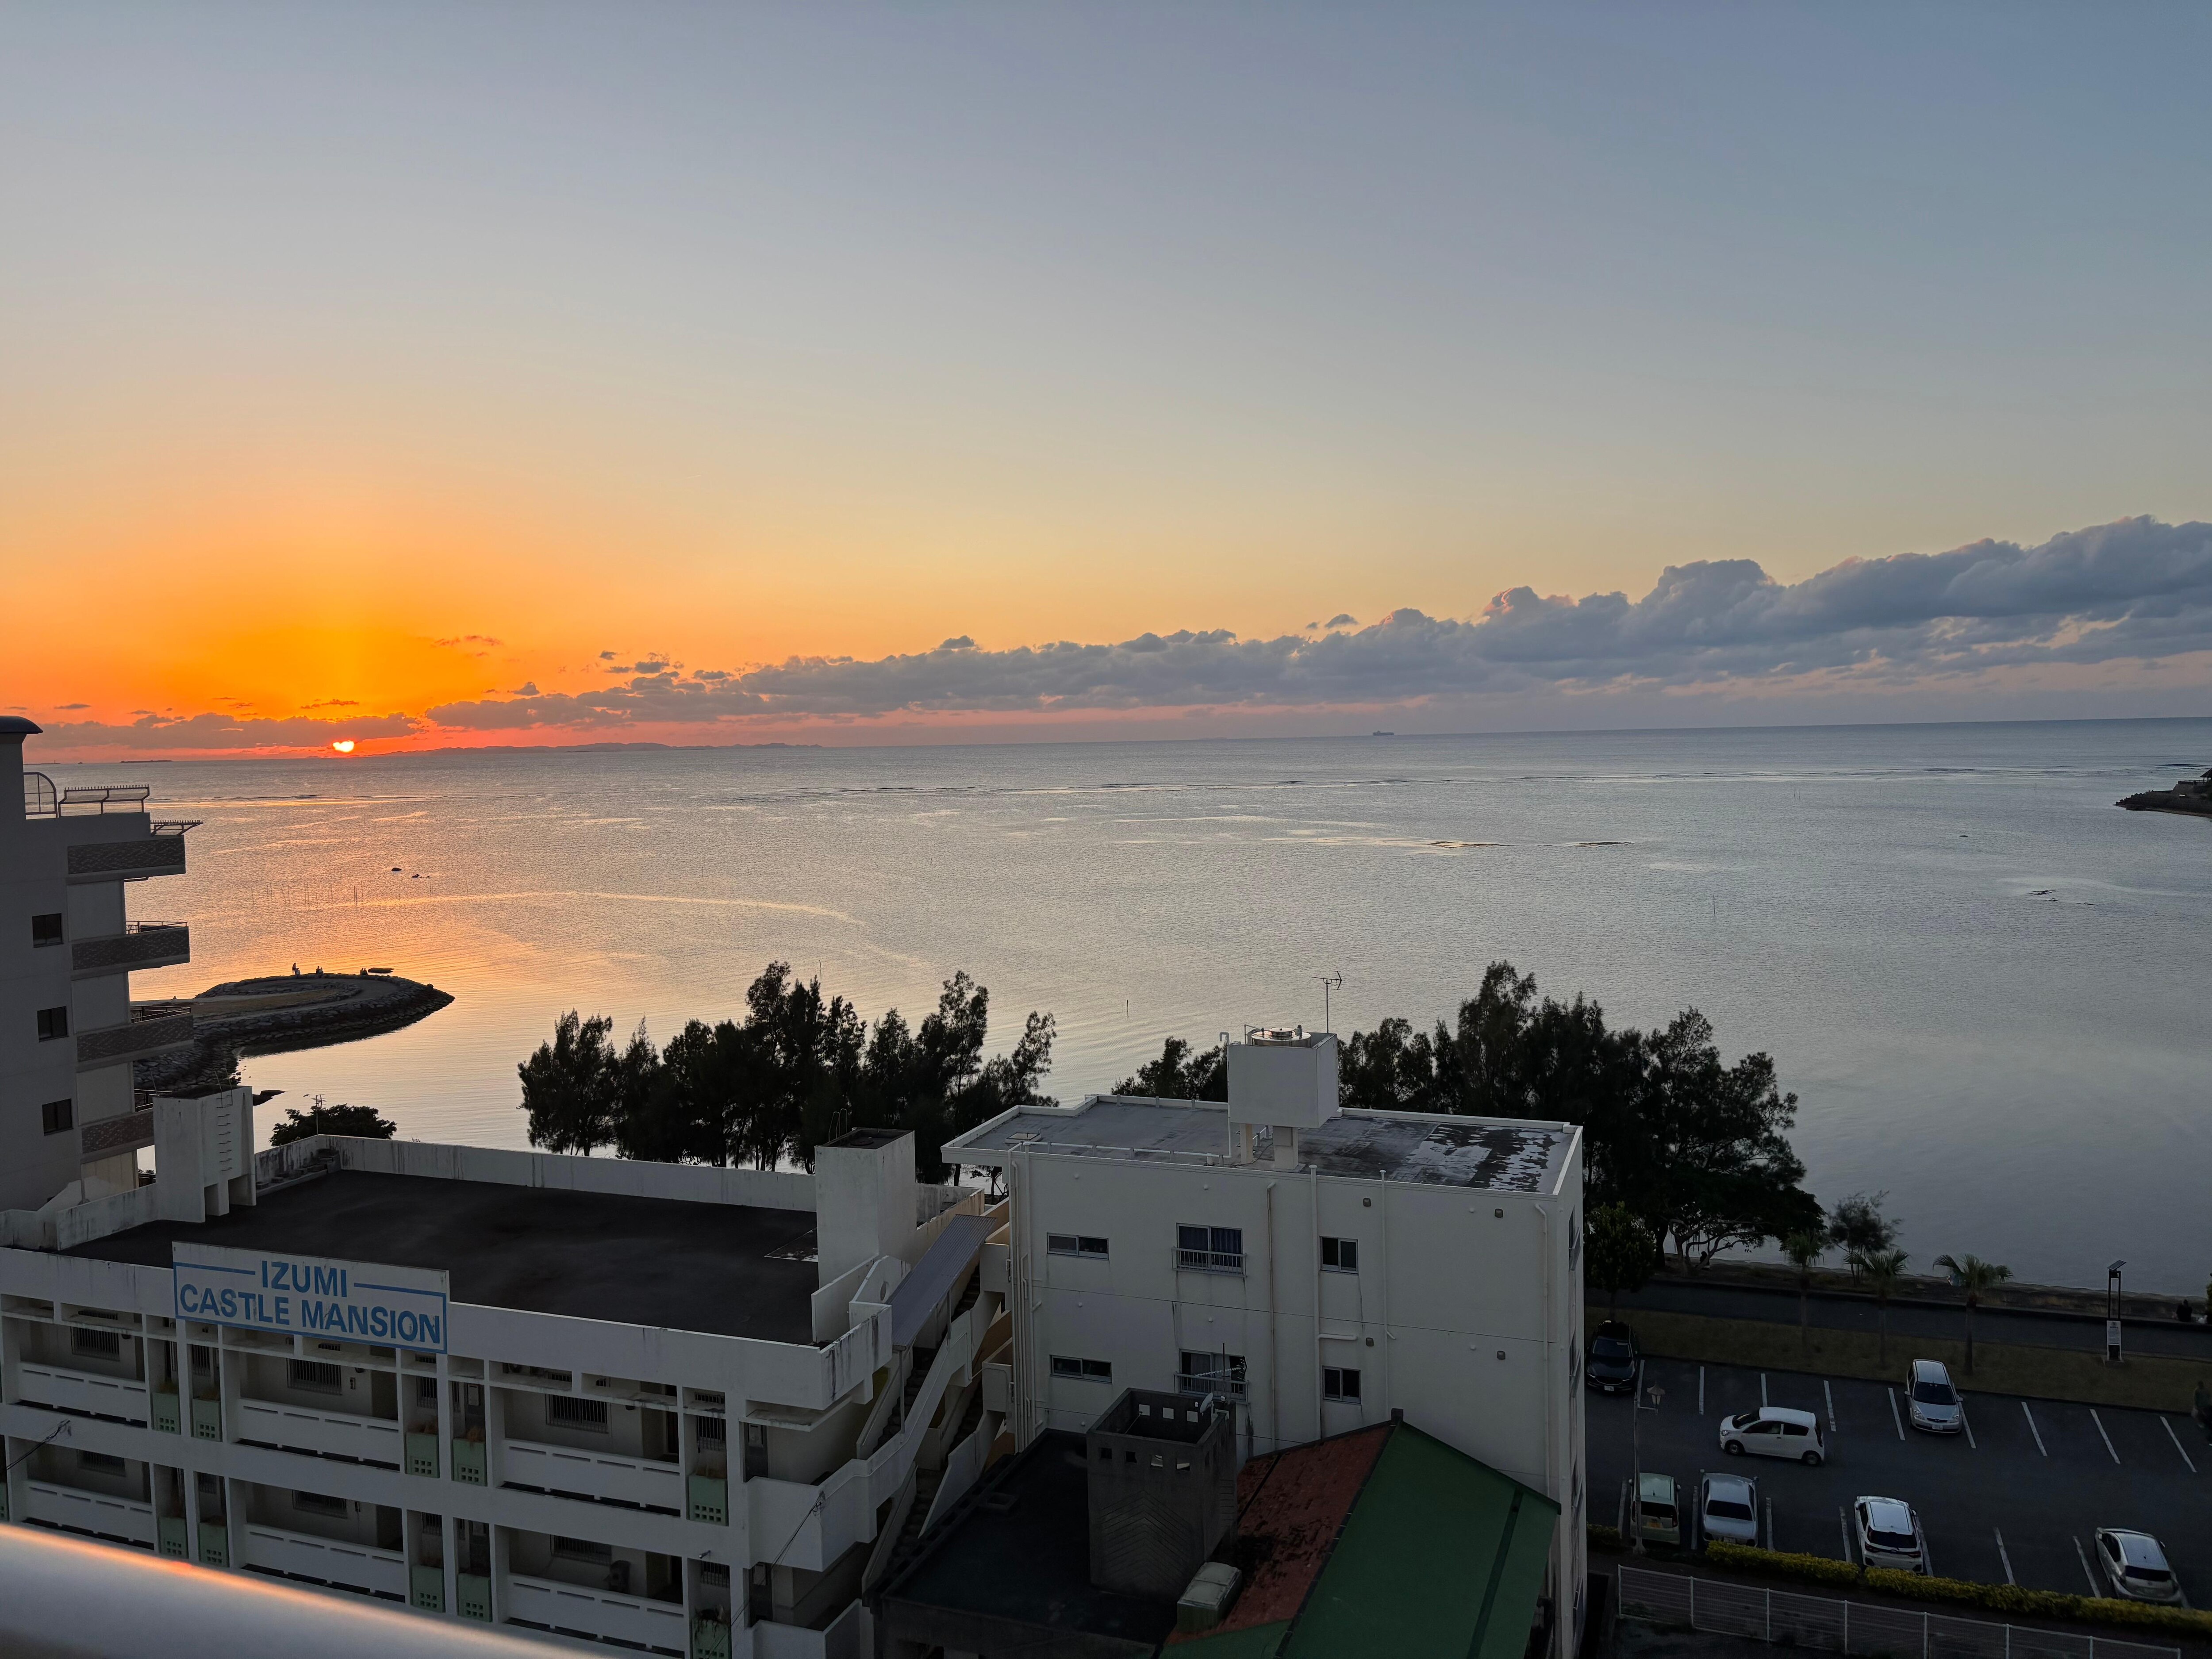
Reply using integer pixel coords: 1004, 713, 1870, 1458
1699, 1366, 1705, 1416
1617, 1478, 1627, 1534
2161, 1416, 2198, 1474
1823, 1379, 1836, 1435
1765, 1497, 1774, 1552
1993, 1528, 2014, 1585
1760, 1372, 1769, 1406
2089, 1409, 2120, 1465
1961, 1402, 1976, 1449
2022, 1401, 2048, 1456
1839, 1505, 1854, 1564
1887, 1387, 1905, 1440
2073, 1535, 2101, 1597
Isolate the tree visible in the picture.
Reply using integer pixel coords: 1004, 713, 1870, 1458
1934, 1252, 2012, 1375
1585, 1204, 1662, 1316
1781, 1229, 1827, 1355
1829, 1193, 1898, 1283
1852, 1246, 1910, 1364
268, 1101, 397, 1145
1115, 1036, 1226, 1101
518, 1011, 617, 1155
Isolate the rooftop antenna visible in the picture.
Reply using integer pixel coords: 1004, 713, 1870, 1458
1317, 971, 1344, 1034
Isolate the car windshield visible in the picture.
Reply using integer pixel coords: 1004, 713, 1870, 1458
1867, 1528, 1917, 1551
1911, 1381, 1957, 1405
1706, 1499, 1754, 1520
2123, 1564, 2174, 1582
1730, 1410, 1761, 1429
1593, 1339, 1632, 1359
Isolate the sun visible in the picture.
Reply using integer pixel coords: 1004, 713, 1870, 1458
330, 739, 357, 754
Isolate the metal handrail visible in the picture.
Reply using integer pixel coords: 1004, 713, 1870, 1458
23, 772, 58, 817
1175, 1247, 1245, 1274
59, 784, 152, 815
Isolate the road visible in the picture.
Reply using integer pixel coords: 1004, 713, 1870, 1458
1587, 1356, 2212, 1608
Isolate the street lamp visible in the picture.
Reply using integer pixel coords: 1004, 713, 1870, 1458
1630, 1382, 1665, 1554
2107, 1261, 2127, 1364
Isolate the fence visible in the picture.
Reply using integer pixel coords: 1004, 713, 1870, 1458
1613, 1567, 2180, 1659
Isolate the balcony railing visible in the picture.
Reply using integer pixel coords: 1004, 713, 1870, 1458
73, 923, 191, 978
15, 1361, 150, 1425
24, 1481, 157, 1550
506, 1571, 687, 1654
241, 1522, 408, 1599
75, 1009, 193, 1071
503, 1437, 682, 1514
234, 1396, 403, 1468
1177, 1370, 1249, 1399
1175, 1247, 1245, 1275
58, 784, 152, 815
65, 831, 189, 883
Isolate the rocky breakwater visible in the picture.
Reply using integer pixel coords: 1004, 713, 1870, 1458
2116, 764, 2212, 818
134, 970, 455, 1095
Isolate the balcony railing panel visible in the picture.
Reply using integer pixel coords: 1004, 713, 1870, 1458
503, 1436, 682, 1513
16, 1362, 150, 1425
241, 1523, 408, 1598
72, 923, 191, 978
506, 1571, 687, 1653
25, 1481, 157, 1549
65, 835, 187, 883
75, 1011, 193, 1071
234, 1396, 402, 1467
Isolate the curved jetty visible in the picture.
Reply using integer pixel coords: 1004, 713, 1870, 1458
2117, 766, 2212, 818
135, 970, 453, 1094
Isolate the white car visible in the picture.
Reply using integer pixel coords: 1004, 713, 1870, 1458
2095, 1530, 2185, 1605
1698, 1472, 1759, 1547
1905, 1359, 1963, 1434
1854, 1496, 1928, 1574
1718, 1406, 1825, 1465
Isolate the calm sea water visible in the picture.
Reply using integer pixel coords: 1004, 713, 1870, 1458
50, 720, 2212, 1290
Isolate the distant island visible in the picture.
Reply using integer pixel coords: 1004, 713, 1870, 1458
2116, 766, 2212, 818
134, 970, 454, 1096
403, 740, 821, 755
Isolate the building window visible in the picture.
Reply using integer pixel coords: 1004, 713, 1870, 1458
79, 1452, 127, 1474
548, 1395, 611, 1431
1049, 1356, 1112, 1382
289, 1359, 343, 1393
1320, 1237, 1359, 1273
1323, 1366, 1361, 1402
699, 1563, 730, 1588
1177, 1225, 1244, 1274
553, 1536, 614, 1562
417, 1376, 438, 1403
71, 1327, 122, 1359
698, 1417, 727, 1447
1047, 1234, 1109, 1258
32, 913, 63, 947
36, 1006, 69, 1041
1179, 1352, 1247, 1398
42, 1099, 73, 1136
293, 1491, 349, 1517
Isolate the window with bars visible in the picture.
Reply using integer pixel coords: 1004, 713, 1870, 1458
293, 1491, 348, 1517
289, 1360, 343, 1393
71, 1327, 121, 1359
1177, 1225, 1243, 1274
548, 1395, 611, 1431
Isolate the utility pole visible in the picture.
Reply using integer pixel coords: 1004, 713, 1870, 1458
1317, 972, 1343, 1034
1631, 1380, 1665, 1553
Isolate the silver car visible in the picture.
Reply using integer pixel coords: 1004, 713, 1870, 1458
1905, 1359, 1962, 1434
2095, 1530, 2185, 1605
1854, 1496, 1928, 1574
1698, 1472, 1759, 1548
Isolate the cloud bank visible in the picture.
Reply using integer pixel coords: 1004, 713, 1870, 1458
424, 517, 2212, 732
29, 517, 2212, 754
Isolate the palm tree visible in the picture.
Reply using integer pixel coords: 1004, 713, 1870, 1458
1782, 1229, 1826, 1355
1935, 1253, 2012, 1375
1852, 1247, 1909, 1365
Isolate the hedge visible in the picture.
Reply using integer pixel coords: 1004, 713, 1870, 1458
1587, 1524, 1624, 1553
1702, 1541, 2212, 1641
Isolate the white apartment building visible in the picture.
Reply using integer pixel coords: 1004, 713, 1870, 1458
0, 727, 1015, 1659
1, 718, 196, 1213
943, 1028, 1589, 1659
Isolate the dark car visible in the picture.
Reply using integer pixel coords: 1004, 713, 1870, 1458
1588, 1321, 1640, 1394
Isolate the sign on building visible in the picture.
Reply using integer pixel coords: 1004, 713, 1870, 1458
173, 1243, 451, 1352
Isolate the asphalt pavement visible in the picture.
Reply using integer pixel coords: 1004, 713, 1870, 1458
1587, 1355, 2212, 1609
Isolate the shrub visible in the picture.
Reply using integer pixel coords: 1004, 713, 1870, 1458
1587, 1524, 1624, 1552
1702, 1542, 2212, 1640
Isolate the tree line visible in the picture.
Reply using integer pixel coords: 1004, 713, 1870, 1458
517, 962, 1056, 1181
1121, 960, 1823, 1272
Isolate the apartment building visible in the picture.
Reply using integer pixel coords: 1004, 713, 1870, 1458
0, 718, 196, 1213
942, 1028, 1588, 1659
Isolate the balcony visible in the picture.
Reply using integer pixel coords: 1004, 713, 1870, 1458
234, 1396, 402, 1467
73, 922, 191, 979
65, 831, 188, 884
15, 1361, 150, 1425
75, 1008, 194, 1072
506, 1572, 687, 1655
24, 1480, 157, 1549
241, 1522, 408, 1599
503, 1437, 683, 1513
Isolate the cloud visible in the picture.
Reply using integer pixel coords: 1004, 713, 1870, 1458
301, 698, 359, 710
509, 681, 539, 696
55, 702, 89, 710
598, 649, 618, 660
41, 711, 421, 751
1326, 614, 1358, 628
419, 518, 2212, 733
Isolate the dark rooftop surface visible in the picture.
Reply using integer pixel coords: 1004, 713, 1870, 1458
68, 1170, 821, 1344
882, 1431, 1178, 1651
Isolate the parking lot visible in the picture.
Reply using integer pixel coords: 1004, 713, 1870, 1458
1587, 1356, 2212, 1607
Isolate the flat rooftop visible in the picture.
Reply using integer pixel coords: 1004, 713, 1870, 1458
66, 1170, 821, 1344
948, 1096, 1571, 1194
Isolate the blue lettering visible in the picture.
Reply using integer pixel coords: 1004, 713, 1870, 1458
218, 1289, 237, 1319
345, 1305, 369, 1336
419, 1313, 441, 1348
178, 1283, 199, 1314
371, 1307, 391, 1339
276, 1297, 291, 1326
261, 1261, 269, 1288
394, 1310, 417, 1344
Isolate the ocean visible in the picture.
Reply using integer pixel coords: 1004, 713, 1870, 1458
50, 718, 2212, 1290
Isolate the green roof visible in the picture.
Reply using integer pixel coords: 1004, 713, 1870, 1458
1183, 1421, 1559, 1659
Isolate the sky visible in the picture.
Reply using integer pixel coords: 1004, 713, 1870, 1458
4, 3, 2209, 756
